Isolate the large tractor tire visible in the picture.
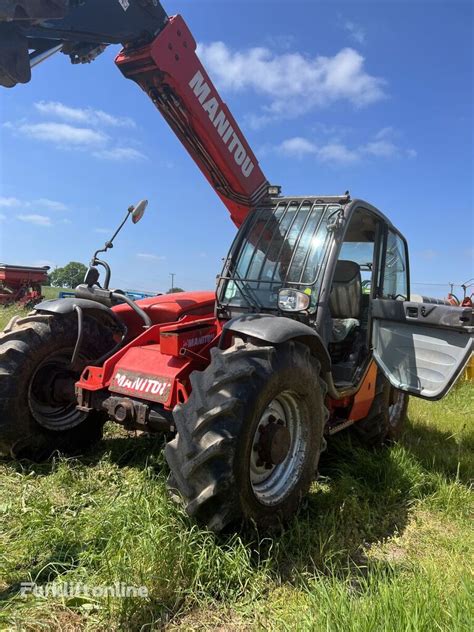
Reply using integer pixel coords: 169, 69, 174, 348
165, 339, 328, 533
353, 370, 409, 447
0, 312, 114, 460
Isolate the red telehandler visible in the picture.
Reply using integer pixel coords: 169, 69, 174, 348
0, 1, 472, 532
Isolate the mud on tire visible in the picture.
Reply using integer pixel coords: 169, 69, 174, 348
165, 339, 328, 532
0, 312, 114, 460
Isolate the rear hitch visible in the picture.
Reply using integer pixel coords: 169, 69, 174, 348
76, 387, 174, 433
102, 395, 174, 433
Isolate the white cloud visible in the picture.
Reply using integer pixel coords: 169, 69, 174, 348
0, 196, 68, 213
17, 214, 52, 227
35, 198, 68, 211
137, 253, 166, 261
278, 127, 416, 165
318, 143, 360, 164
278, 138, 358, 164
0, 213, 6, 221
344, 21, 366, 45
93, 147, 146, 161
95, 228, 112, 235
34, 101, 136, 128
279, 137, 318, 157
0, 196, 22, 208
197, 42, 386, 120
6, 103, 144, 162
364, 138, 398, 158
12, 121, 108, 147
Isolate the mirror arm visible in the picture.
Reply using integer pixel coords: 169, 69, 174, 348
94, 258, 112, 289
107, 207, 134, 248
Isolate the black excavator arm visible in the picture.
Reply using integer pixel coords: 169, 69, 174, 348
0, 0, 168, 87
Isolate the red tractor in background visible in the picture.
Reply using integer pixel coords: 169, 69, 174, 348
0, 1, 472, 532
0, 264, 49, 308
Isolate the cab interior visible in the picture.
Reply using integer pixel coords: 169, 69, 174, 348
327, 208, 380, 387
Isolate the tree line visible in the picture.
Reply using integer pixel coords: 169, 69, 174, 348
48, 261, 183, 294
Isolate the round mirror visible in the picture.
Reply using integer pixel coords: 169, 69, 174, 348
131, 199, 148, 224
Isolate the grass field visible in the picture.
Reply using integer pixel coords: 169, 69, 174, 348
0, 306, 472, 630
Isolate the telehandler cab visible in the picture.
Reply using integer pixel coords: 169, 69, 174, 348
0, 1, 472, 532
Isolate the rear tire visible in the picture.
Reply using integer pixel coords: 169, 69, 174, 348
165, 339, 328, 532
0, 312, 114, 460
353, 369, 408, 446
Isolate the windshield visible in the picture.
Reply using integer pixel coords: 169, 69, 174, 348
219, 200, 338, 310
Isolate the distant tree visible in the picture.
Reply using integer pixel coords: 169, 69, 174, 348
167, 287, 185, 294
49, 262, 87, 288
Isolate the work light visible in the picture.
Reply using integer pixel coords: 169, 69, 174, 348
278, 289, 310, 312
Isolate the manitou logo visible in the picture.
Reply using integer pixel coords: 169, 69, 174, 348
189, 70, 255, 179
111, 372, 172, 402
182, 332, 214, 349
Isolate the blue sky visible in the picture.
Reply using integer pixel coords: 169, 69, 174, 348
0, 0, 472, 297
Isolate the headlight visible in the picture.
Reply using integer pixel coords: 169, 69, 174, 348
278, 289, 310, 312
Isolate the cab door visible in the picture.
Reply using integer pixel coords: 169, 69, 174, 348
371, 229, 473, 400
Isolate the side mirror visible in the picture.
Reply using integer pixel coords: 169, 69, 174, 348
84, 266, 100, 287
131, 199, 148, 224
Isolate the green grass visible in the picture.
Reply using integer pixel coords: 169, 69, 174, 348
0, 309, 472, 630
41, 285, 70, 300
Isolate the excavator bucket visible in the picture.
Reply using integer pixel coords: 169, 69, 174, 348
0, 0, 168, 87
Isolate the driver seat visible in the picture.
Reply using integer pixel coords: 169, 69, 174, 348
329, 260, 361, 342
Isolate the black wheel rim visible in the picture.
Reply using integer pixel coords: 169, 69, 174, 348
28, 349, 87, 431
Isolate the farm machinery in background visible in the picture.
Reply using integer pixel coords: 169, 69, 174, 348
0, 1, 472, 533
447, 279, 474, 308
0, 263, 49, 308
446, 279, 474, 381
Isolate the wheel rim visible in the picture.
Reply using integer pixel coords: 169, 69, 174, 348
250, 391, 308, 506
28, 350, 87, 431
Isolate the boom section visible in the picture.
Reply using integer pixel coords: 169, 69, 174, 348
115, 15, 268, 227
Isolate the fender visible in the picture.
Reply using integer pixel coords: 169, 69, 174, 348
221, 313, 331, 372
35, 297, 113, 316
34, 297, 122, 331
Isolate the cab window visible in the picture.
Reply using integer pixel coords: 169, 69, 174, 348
382, 230, 408, 300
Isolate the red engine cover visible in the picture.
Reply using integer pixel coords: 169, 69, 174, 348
112, 290, 216, 338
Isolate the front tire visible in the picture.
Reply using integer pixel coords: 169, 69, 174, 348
353, 369, 409, 446
0, 312, 114, 460
165, 339, 328, 532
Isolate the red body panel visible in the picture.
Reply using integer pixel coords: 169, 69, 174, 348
77, 292, 220, 410
112, 290, 215, 339
115, 15, 269, 227
160, 320, 217, 357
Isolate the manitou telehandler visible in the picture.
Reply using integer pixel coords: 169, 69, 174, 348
0, 1, 472, 532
